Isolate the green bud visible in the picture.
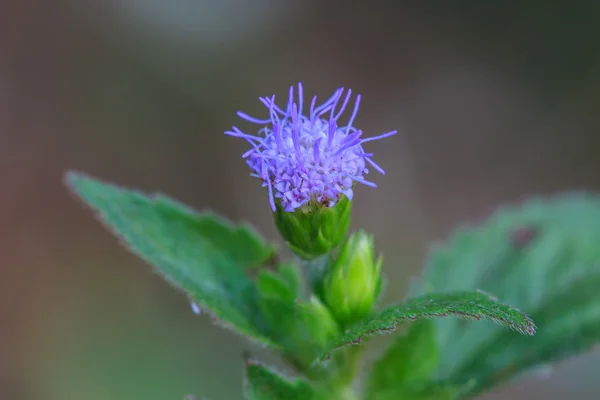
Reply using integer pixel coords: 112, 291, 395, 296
323, 231, 382, 326
273, 195, 352, 260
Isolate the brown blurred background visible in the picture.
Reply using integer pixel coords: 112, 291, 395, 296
2, 1, 600, 399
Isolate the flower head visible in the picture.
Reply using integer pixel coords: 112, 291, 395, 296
226, 83, 397, 212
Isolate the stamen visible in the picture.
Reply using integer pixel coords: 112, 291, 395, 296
259, 96, 287, 115
253, 153, 285, 161
334, 89, 352, 120
313, 89, 340, 115
340, 130, 363, 146
273, 123, 284, 151
335, 131, 364, 155
349, 175, 377, 188
287, 85, 294, 114
298, 82, 303, 116
313, 137, 323, 164
236, 111, 271, 124
291, 104, 303, 168
345, 94, 361, 134
365, 157, 386, 175
309, 95, 317, 122
327, 120, 336, 149
264, 96, 281, 125
360, 130, 398, 144
266, 173, 276, 211
329, 87, 344, 121
224, 128, 264, 142
242, 148, 256, 158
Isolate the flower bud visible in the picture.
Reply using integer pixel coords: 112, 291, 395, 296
274, 195, 351, 259
323, 231, 382, 326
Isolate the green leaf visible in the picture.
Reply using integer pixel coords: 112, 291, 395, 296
257, 270, 296, 303
319, 291, 534, 361
370, 384, 463, 400
244, 360, 326, 400
65, 171, 277, 346
277, 263, 303, 299
366, 320, 439, 398
412, 193, 600, 396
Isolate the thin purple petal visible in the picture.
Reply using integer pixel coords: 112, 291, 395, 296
334, 89, 352, 120
365, 157, 386, 175
226, 84, 396, 211
345, 94, 361, 134
309, 95, 318, 122
298, 82, 303, 116
236, 111, 271, 124
313, 137, 322, 164
349, 175, 377, 187
360, 130, 398, 144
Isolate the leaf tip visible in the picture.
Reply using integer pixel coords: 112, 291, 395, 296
63, 169, 87, 190
242, 350, 257, 367
498, 310, 536, 336
63, 170, 110, 203
522, 317, 537, 336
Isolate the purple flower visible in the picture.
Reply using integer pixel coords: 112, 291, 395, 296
226, 83, 397, 212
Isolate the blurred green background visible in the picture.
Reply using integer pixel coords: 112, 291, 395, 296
2, 1, 600, 399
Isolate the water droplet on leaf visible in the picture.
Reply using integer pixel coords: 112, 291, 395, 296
190, 300, 201, 315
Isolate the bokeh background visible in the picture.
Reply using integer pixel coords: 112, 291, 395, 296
2, 1, 600, 399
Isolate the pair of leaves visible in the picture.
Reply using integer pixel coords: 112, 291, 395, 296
67, 173, 541, 400
411, 193, 600, 396
67, 173, 534, 351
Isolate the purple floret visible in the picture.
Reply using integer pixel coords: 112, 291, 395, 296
226, 83, 397, 212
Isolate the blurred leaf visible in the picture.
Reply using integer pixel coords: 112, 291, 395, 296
257, 270, 296, 303
65, 171, 277, 347
412, 193, 600, 396
319, 291, 534, 361
256, 262, 302, 305
277, 263, 303, 299
369, 384, 463, 400
244, 361, 326, 400
366, 320, 439, 398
